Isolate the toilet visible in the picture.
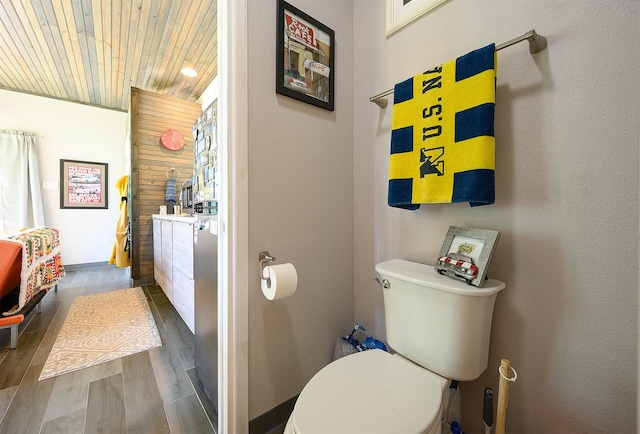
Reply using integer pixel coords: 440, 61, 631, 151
284, 259, 505, 434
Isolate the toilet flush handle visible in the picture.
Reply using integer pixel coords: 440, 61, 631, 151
374, 277, 390, 289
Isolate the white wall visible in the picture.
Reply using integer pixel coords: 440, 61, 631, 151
353, 1, 638, 432
198, 75, 219, 111
0, 90, 128, 265
246, 0, 355, 419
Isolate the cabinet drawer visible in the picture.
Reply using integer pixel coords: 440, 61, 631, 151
161, 221, 173, 272
154, 264, 162, 286
153, 219, 162, 264
153, 219, 161, 242
153, 243, 161, 263
153, 218, 163, 289
172, 222, 194, 279
161, 220, 173, 301
172, 267, 195, 333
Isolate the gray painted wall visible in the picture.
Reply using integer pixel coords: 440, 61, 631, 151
247, 0, 355, 420
243, 0, 637, 430
354, 0, 638, 432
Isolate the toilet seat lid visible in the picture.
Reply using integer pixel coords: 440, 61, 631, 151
291, 349, 445, 434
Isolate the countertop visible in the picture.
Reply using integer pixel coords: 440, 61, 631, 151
152, 214, 196, 223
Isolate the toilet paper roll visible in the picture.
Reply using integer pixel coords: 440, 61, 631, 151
261, 263, 298, 300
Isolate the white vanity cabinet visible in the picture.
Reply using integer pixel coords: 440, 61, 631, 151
153, 219, 163, 289
160, 220, 173, 301
152, 215, 195, 333
171, 221, 195, 333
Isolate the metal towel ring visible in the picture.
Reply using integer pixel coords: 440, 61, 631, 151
166, 167, 180, 180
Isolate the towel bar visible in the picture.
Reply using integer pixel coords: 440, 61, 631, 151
369, 29, 547, 108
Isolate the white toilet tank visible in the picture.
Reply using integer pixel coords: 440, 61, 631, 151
376, 259, 505, 381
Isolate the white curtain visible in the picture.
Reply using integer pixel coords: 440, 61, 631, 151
0, 131, 45, 231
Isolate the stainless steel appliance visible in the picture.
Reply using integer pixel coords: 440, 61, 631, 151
192, 100, 219, 414
194, 214, 219, 412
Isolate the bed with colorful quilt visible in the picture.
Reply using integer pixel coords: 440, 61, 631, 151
0, 227, 65, 349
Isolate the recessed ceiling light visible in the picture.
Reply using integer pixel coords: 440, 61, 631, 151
181, 67, 198, 77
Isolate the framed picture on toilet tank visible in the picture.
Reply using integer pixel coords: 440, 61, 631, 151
435, 226, 500, 287
276, 0, 335, 111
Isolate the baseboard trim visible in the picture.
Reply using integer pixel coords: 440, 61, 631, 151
64, 261, 110, 271
249, 395, 298, 434
133, 276, 155, 287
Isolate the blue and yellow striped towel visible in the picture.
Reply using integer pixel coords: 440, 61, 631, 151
388, 43, 497, 209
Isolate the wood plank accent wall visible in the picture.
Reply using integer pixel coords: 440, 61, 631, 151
129, 87, 200, 285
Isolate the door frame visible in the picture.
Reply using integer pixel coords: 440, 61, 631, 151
218, 0, 249, 433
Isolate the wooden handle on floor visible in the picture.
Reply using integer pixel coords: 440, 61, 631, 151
496, 359, 512, 434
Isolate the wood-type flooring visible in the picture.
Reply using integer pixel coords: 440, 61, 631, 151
0, 266, 216, 433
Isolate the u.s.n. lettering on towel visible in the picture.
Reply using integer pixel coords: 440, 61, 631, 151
388, 43, 497, 209
376, 29, 547, 210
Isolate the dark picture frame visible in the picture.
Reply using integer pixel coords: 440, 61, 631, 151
60, 159, 108, 209
435, 226, 500, 287
276, 0, 335, 111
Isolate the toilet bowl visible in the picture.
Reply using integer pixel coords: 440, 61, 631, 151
284, 259, 505, 434
284, 349, 448, 434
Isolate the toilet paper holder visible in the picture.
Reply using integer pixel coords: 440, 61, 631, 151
259, 251, 275, 281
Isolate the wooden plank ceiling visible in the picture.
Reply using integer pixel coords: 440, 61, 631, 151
0, 0, 217, 112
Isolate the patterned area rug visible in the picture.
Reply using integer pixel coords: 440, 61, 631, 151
39, 287, 162, 381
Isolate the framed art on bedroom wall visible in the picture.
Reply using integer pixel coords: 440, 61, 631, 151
276, 0, 335, 111
60, 159, 108, 209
